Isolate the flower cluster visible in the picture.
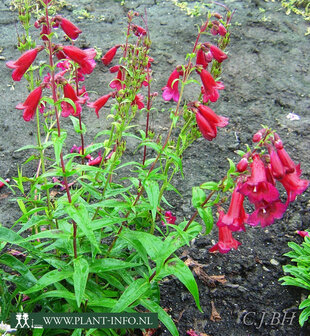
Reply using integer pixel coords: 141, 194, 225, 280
6, 11, 95, 121
88, 18, 152, 117
162, 14, 230, 142
210, 130, 309, 253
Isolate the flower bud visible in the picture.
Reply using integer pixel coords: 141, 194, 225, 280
237, 158, 248, 172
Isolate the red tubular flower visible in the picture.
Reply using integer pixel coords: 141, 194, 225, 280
132, 24, 147, 37
6, 48, 40, 81
162, 69, 181, 102
218, 24, 227, 36
279, 165, 309, 203
217, 186, 248, 232
196, 112, 217, 140
101, 45, 120, 66
110, 69, 124, 91
247, 200, 287, 228
196, 48, 208, 69
62, 46, 96, 74
87, 155, 104, 166
277, 148, 296, 174
16, 86, 42, 121
269, 147, 285, 179
198, 104, 228, 127
209, 225, 241, 254
238, 154, 280, 204
131, 94, 144, 110
87, 93, 112, 118
209, 45, 227, 63
162, 211, 177, 227
61, 83, 82, 117
57, 16, 82, 40
199, 69, 224, 103
195, 104, 228, 141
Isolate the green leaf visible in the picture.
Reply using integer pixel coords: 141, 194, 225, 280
15, 144, 40, 152
70, 116, 86, 134
227, 158, 236, 174
28, 290, 76, 304
0, 254, 36, 284
112, 278, 150, 312
20, 229, 69, 242
198, 206, 213, 235
33, 329, 44, 336
73, 258, 89, 307
120, 229, 164, 262
71, 329, 82, 336
52, 130, 67, 166
299, 306, 310, 327
165, 257, 202, 312
144, 180, 159, 221
66, 202, 100, 253
89, 259, 142, 273
299, 297, 310, 310
200, 181, 219, 191
139, 298, 179, 336
0, 227, 29, 249
192, 187, 206, 208
23, 269, 73, 294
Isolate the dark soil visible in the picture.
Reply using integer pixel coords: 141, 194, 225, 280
0, 0, 309, 335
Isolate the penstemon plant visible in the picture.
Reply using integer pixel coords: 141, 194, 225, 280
0, 1, 309, 335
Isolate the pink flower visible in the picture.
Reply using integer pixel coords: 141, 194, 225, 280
62, 46, 96, 74
61, 83, 82, 117
87, 155, 104, 166
216, 186, 248, 232
198, 69, 224, 103
131, 94, 144, 109
132, 24, 147, 37
162, 211, 177, 226
210, 225, 241, 254
195, 104, 228, 141
210, 21, 227, 36
6, 48, 40, 81
247, 200, 287, 227
0, 178, 10, 189
278, 165, 309, 203
236, 158, 248, 172
56, 16, 82, 40
218, 24, 227, 36
209, 45, 227, 63
238, 154, 280, 204
77, 85, 89, 104
110, 69, 124, 91
102, 45, 120, 66
16, 86, 42, 121
297, 231, 309, 238
40, 24, 51, 41
87, 93, 112, 118
162, 69, 181, 102
186, 330, 200, 336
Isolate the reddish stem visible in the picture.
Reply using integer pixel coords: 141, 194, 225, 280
45, 4, 77, 259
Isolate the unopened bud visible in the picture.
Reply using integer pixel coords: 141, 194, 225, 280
213, 13, 223, 19
237, 158, 248, 172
